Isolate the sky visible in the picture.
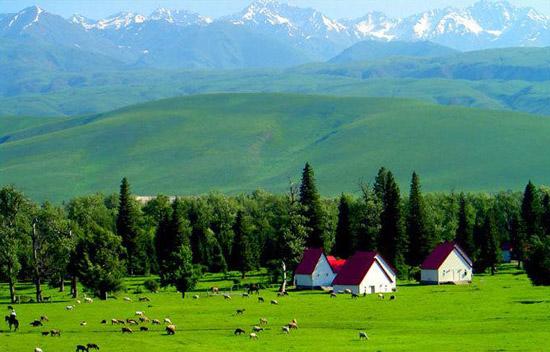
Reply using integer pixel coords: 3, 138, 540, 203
1, 0, 550, 20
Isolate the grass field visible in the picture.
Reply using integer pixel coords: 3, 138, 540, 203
4, 93, 550, 201
1, 264, 549, 351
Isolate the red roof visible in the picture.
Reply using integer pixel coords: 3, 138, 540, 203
295, 248, 324, 275
326, 256, 346, 273
332, 252, 394, 285
421, 242, 472, 270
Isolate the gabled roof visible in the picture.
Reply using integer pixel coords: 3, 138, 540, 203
332, 251, 394, 285
326, 256, 346, 273
421, 242, 472, 270
295, 248, 324, 275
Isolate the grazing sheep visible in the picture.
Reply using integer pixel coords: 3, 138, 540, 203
140, 326, 149, 332
223, 294, 231, 300
359, 331, 369, 340
291, 318, 298, 324
30, 320, 43, 327
135, 311, 144, 316
121, 327, 133, 334
86, 343, 100, 350
163, 318, 172, 324
40, 316, 49, 322
234, 328, 246, 335
84, 297, 93, 304
249, 333, 258, 340
211, 286, 219, 294
41, 331, 50, 336
344, 289, 352, 294
111, 319, 120, 325
139, 316, 150, 323
257, 296, 264, 303
259, 318, 268, 325
165, 325, 176, 335
288, 322, 298, 330
390, 295, 396, 300
138, 297, 150, 302
76, 300, 81, 304
351, 293, 359, 299
50, 329, 61, 337
330, 292, 337, 298
34, 348, 43, 352
127, 319, 138, 325
65, 305, 74, 310
100, 320, 107, 324
192, 295, 199, 299
80, 321, 87, 327
123, 297, 132, 302
282, 326, 290, 334
236, 309, 246, 315
242, 293, 249, 298
76, 344, 88, 352
270, 300, 278, 305
152, 319, 161, 325
378, 293, 384, 300
252, 326, 263, 332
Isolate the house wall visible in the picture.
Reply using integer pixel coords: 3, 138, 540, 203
438, 249, 472, 283
294, 254, 335, 288
420, 269, 438, 283
501, 250, 512, 263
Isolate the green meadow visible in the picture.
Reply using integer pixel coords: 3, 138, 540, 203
1, 264, 549, 352
4, 93, 550, 201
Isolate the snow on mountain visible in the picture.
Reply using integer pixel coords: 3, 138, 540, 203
344, 12, 398, 40
149, 8, 212, 26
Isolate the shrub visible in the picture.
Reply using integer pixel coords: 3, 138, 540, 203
143, 279, 160, 293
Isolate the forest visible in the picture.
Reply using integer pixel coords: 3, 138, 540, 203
1, 163, 549, 302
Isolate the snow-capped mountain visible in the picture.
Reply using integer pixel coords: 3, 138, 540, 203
1, 1, 550, 70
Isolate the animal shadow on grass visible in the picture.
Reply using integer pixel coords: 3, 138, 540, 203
515, 300, 547, 305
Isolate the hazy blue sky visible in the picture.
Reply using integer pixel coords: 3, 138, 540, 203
2, 0, 550, 20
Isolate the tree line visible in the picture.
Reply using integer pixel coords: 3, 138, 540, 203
1, 163, 549, 302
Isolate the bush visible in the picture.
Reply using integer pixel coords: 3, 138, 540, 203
143, 279, 160, 293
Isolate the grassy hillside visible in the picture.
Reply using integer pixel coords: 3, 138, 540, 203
1, 265, 549, 351
3, 94, 550, 201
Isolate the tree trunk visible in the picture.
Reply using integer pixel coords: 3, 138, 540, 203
71, 275, 78, 298
279, 261, 287, 293
35, 276, 42, 303
241, 271, 246, 279
8, 277, 16, 304
181, 291, 186, 299
99, 290, 107, 300
59, 277, 65, 292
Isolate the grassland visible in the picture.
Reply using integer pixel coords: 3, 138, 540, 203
1, 264, 549, 351
3, 93, 550, 201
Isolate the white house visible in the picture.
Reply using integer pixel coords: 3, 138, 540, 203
420, 242, 473, 284
332, 251, 396, 295
294, 248, 336, 288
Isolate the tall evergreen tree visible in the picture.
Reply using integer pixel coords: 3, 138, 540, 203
541, 193, 550, 236
378, 171, 407, 275
406, 172, 434, 267
373, 167, 388, 202
356, 183, 380, 251
479, 209, 500, 275
333, 194, 354, 258
299, 162, 326, 247
524, 235, 550, 285
518, 181, 540, 266
231, 210, 255, 278
116, 177, 140, 275
455, 193, 476, 258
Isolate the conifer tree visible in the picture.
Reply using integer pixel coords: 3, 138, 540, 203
356, 183, 380, 251
479, 210, 500, 275
116, 177, 140, 275
379, 171, 407, 275
299, 162, 326, 247
373, 167, 388, 202
333, 194, 353, 258
455, 193, 476, 258
231, 210, 254, 278
406, 172, 434, 267
541, 193, 550, 236
518, 181, 540, 266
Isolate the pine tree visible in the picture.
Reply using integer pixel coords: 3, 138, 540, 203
333, 194, 354, 258
116, 177, 140, 275
356, 183, 380, 251
541, 193, 550, 236
299, 162, 326, 248
479, 210, 500, 275
373, 167, 388, 202
455, 193, 476, 258
524, 235, 550, 286
231, 210, 254, 278
378, 171, 407, 275
518, 181, 540, 266
406, 172, 434, 267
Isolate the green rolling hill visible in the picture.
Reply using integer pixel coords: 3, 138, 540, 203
2, 93, 550, 201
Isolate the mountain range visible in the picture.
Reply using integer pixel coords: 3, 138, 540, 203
2, 0, 550, 70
